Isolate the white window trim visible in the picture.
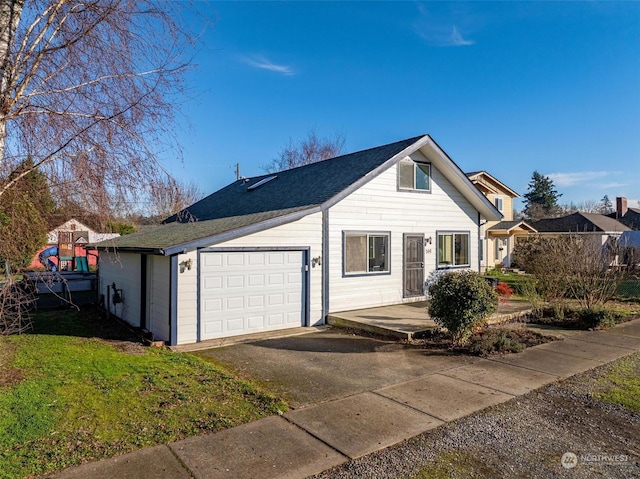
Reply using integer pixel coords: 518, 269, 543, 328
343, 231, 391, 276
494, 195, 504, 211
398, 159, 431, 193
436, 231, 471, 269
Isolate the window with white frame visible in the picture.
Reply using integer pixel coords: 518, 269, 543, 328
344, 232, 390, 274
494, 196, 504, 211
398, 159, 431, 192
437, 232, 470, 268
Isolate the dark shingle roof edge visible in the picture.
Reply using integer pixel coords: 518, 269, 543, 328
533, 212, 631, 233
91, 206, 319, 255
163, 135, 427, 225
488, 220, 537, 232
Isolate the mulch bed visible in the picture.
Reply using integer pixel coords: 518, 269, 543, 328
410, 326, 558, 356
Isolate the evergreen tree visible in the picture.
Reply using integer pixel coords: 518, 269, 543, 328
523, 171, 562, 221
600, 195, 613, 214
0, 158, 55, 271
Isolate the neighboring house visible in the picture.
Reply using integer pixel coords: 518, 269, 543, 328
93, 135, 501, 346
532, 212, 630, 245
608, 197, 640, 230
619, 231, 640, 268
29, 219, 120, 270
466, 171, 536, 271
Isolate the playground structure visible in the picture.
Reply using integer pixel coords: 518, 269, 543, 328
30, 219, 118, 273
25, 219, 119, 308
36, 232, 95, 273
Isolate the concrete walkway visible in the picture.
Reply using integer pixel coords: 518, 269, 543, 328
49, 319, 640, 479
327, 299, 533, 340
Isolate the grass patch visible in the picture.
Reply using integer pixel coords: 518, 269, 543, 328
0, 308, 287, 479
594, 353, 640, 412
485, 270, 533, 295
410, 450, 500, 478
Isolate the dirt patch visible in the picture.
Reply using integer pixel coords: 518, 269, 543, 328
102, 339, 146, 355
0, 340, 23, 387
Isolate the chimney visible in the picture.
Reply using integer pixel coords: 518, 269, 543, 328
616, 197, 627, 219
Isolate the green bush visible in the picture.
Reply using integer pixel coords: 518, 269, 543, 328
468, 330, 523, 356
577, 307, 616, 329
428, 270, 499, 345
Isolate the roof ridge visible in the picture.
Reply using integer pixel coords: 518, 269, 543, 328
263, 134, 428, 176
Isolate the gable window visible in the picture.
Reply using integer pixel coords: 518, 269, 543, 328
398, 160, 431, 192
494, 196, 504, 211
344, 232, 390, 275
437, 232, 470, 268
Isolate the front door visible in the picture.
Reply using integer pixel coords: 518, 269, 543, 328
494, 236, 509, 267
404, 234, 424, 297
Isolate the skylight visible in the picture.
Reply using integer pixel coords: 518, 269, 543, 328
247, 175, 277, 191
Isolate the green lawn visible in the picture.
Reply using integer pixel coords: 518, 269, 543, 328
595, 352, 640, 412
0, 308, 287, 479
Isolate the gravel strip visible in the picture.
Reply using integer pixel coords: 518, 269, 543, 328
311, 352, 640, 479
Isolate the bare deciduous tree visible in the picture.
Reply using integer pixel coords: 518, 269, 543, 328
263, 130, 346, 173
562, 200, 601, 214
0, 277, 34, 334
0, 0, 196, 217
148, 176, 201, 221
514, 233, 633, 313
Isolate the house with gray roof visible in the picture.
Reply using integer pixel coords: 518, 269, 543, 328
533, 212, 630, 236
94, 134, 501, 346
608, 197, 640, 230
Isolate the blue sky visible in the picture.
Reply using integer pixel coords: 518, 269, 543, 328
169, 1, 640, 210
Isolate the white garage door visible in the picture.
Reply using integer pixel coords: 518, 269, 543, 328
199, 250, 305, 340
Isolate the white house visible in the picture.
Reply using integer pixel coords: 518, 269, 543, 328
94, 135, 501, 346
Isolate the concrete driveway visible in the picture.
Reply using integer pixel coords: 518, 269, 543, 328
195, 328, 475, 408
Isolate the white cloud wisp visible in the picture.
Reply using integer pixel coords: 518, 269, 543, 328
241, 55, 294, 75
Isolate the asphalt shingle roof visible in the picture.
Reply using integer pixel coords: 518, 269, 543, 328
488, 220, 536, 232
533, 212, 631, 233
608, 208, 640, 230
93, 207, 313, 253
164, 135, 424, 223
94, 136, 425, 252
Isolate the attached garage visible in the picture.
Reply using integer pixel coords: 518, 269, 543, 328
199, 249, 308, 341
94, 134, 501, 346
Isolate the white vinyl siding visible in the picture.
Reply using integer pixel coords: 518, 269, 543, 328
98, 252, 170, 342
175, 212, 322, 345
328, 151, 479, 312
147, 255, 170, 342
98, 252, 141, 327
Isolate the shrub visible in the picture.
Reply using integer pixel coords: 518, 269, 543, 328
577, 307, 616, 329
468, 330, 523, 356
519, 278, 544, 319
428, 270, 499, 345
495, 282, 514, 302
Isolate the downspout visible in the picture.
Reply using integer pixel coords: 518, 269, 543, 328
169, 255, 178, 346
322, 209, 330, 323
478, 212, 482, 273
